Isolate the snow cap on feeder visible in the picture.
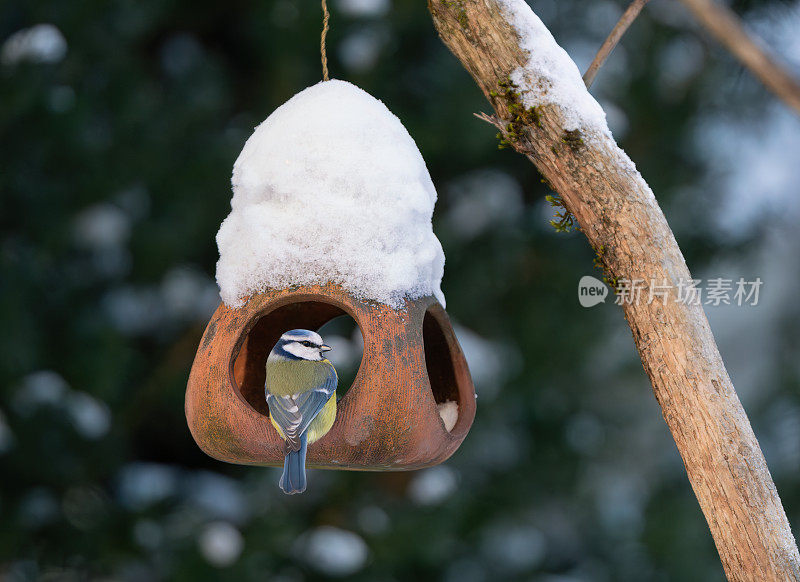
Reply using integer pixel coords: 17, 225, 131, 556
186, 81, 475, 471
216, 79, 446, 310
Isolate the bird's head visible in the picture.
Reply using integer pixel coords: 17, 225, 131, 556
269, 329, 332, 362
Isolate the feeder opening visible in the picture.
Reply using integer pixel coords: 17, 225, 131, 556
423, 304, 462, 432
317, 316, 363, 400
231, 301, 363, 416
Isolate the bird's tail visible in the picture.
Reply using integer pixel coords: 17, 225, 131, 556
280, 432, 308, 495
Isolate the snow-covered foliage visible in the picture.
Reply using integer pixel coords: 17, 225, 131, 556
1, 24, 66, 66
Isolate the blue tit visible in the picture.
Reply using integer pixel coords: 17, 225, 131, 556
265, 329, 338, 495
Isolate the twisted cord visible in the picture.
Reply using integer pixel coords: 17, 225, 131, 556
321, 0, 330, 81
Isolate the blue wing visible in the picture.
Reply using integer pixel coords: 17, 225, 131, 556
266, 364, 337, 452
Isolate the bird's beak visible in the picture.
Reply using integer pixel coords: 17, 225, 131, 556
321, 344, 332, 352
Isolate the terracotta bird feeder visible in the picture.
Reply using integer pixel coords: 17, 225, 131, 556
188, 80, 476, 471
186, 283, 476, 470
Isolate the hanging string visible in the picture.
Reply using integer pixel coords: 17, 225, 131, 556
321, 0, 330, 81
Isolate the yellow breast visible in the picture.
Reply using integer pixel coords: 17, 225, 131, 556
266, 358, 338, 445
266, 359, 332, 397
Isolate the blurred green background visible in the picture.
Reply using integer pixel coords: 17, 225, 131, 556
2, 0, 799, 580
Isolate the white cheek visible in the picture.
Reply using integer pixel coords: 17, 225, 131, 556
283, 343, 304, 358
284, 343, 322, 360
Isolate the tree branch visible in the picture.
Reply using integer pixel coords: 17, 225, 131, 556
583, 0, 649, 89
428, 1, 800, 580
678, 0, 800, 115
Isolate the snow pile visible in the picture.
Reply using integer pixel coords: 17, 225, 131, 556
437, 401, 459, 432
497, 0, 611, 139
216, 80, 445, 309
